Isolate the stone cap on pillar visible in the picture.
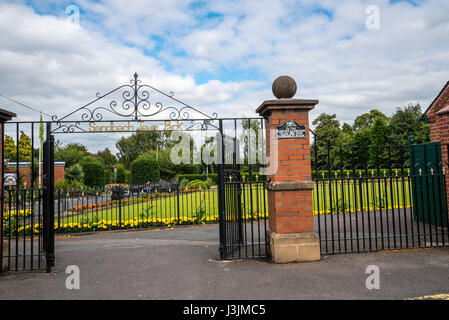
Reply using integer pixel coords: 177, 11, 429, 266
256, 99, 319, 118
0, 109, 16, 122
256, 75, 318, 118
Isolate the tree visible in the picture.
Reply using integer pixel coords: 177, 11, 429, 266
369, 117, 390, 166
145, 148, 183, 181
312, 113, 341, 143
130, 153, 160, 185
55, 143, 90, 168
241, 119, 262, 172
116, 131, 164, 169
353, 109, 388, 132
350, 127, 372, 166
389, 104, 430, 145
95, 148, 117, 171
388, 103, 430, 166
311, 113, 341, 169
4, 135, 16, 160
18, 131, 32, 160
333, 123, 355, 166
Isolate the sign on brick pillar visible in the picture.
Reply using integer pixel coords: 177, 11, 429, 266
256, 76, 320, 263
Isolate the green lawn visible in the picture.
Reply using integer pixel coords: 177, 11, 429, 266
58, 179, 413, 228
313, 178, 413, 214
58, 184, 268, 227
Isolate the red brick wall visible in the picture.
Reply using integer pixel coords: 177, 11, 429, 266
5, 164, 64, 188
427, 85, 449, 213
264, 106, 315, 234
265, 109, 312, 182
428, 86, 449, 146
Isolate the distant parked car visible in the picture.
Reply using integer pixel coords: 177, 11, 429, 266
141, 182, 175, 194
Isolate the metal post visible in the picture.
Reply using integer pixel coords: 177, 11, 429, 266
57, 189, 61, 231
44, 122, 55, 272
176, 185, 180, 224
217, 119, 226, 259
119, 197, 122, 225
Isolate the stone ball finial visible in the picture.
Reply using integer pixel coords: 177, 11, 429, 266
272, 75, 297, 99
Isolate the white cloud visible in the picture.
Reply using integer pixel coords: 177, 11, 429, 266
0, 2, 258, 152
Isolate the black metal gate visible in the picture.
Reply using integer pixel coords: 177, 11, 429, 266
312, 135, 449, 255
1, 74, 271, 274
217, 119, 269, 260
1, 121, 53, 272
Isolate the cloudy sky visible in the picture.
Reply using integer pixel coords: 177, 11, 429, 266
0, 0, 448, 152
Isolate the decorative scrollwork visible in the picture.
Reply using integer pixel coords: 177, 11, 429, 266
51, 73, 218, 132
185, 119, 218, 131
52, 121, 85, 133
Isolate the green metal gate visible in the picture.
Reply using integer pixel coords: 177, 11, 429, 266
409, 137, 448, 227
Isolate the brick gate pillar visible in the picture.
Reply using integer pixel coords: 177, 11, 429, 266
256, 76, 320, 263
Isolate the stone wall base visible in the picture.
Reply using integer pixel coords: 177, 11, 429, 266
268, 230, 320, 263
1, 240, 8, 271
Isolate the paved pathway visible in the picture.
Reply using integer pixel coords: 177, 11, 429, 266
0, 225, 448, 300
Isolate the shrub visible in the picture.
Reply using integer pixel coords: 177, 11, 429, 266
187, 179, 210, 189
184, 164, 200, 174
178, 178, 189, 190
65, 163, 84, 181
240, 172, 266, 182
55, 179, 88, 190
104, 169, 112, 185
312, 168, 408, 179
176, 174, 218, 184
80, 160, 106, 187
130, 153, 160, 185
116, 163, 128, 183
176, 172, 266, 184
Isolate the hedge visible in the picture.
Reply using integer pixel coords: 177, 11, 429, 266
176, 172, 266, 184
177, 174, 218, 184
116, 163, 128, 183
130, 154, 160, 185
313, 168, 411, 179
80, 160, 106, 187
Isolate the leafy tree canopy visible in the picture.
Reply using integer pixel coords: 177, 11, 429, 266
55, 143, 90, 168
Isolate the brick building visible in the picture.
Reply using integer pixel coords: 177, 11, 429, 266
0, 109, 17, 188
4, 161, 65, 188
0, 107, 65, 189
422, 81, 449, 217
422, 81, 449, 163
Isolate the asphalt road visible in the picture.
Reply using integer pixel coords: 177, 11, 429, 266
0, 225, 448, 300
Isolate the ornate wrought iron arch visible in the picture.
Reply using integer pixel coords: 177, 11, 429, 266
51, 73, 218, 133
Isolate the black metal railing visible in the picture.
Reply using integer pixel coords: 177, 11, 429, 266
1, 188, 45, 272
312, 141, 449, 254
52, 182, 268, 235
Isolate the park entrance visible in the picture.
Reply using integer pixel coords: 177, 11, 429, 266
0, 73, 268, 273
3, 73, 449, 273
